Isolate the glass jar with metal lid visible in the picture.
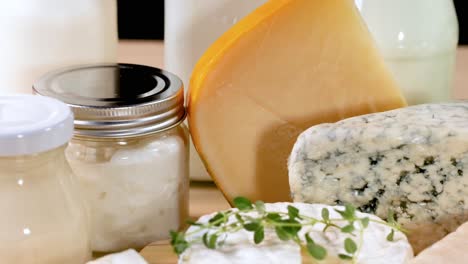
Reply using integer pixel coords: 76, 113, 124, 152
33, 64, 189, 253
0, 95, 91, 263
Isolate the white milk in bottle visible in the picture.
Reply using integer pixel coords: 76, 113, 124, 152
356, 0, 459, 105
0, 0, 117, 94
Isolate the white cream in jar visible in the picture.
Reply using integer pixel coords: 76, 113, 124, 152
67, 128, 188, 252
33, 64, 189, 253
0, 95, 91, 263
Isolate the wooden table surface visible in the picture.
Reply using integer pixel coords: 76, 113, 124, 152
117, 40, 468, 263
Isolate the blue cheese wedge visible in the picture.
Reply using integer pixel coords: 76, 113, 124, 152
179, 203, 413, 264
288, 103, 468, 253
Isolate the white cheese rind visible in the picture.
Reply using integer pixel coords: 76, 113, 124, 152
288, 103, 468, 252
179, 203, 413, 264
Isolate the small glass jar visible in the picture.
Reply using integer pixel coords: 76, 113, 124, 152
0, 96, 91, 263
33, 64, 189, 253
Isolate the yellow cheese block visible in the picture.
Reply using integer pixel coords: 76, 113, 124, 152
188, 0, 406, 203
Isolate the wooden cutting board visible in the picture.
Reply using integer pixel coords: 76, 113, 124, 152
140, 241, 177, 264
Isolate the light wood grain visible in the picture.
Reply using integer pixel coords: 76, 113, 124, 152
118, 40, 164, 68
454, 46, 468, 100
189, 182, 230, 219
118, 40, 468, 263
140, 242, 177, 264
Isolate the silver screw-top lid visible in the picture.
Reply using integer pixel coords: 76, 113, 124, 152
33, 63, 185, 138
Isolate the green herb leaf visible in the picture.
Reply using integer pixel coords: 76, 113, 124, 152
255, 201, 266, 213
266, 213, 281, 221
170, 230, 182, 243
173, 242, 189, 255
341, 224, 355, 233
202, 233, 209, 248
185, 219, 201, 226
209, 213, 225, 226
288, 205, 300, 219
235, 213, 245, 224
282, 219, 302, 237
387, 229, 395, 242
321, 208, 330, 221
361, 217, 370, 228
170, 230, 190, 255
344, 238, 357, 254
305, 233, 314, 244
275, 226, 290, 241
254, 226, 265, 244
244, 222, 261, 232
338, 254, 353, 260
345, 204, 356, 216
208, 234, 218, 249
335, 204, 356, 222
233, 197, 253, 210
387, 209, 396, 224
306, 243, 327, 260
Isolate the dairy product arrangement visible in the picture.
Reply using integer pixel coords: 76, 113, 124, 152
0, 0, 466, 263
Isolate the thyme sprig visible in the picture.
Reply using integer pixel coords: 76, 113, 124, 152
170, 197, 405, 263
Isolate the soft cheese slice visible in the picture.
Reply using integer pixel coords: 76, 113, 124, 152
411, 221, 468, 264
179, 203, 413, 264
289, 103, 468, 253
188, 0, 406, 203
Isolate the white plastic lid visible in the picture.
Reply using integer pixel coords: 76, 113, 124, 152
0, 95, 74, 156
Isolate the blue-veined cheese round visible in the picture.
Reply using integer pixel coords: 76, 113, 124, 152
288, 103, 468, 253
179, 203, 413, 264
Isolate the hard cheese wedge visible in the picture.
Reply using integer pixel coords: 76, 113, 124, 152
188, 0, 406, 203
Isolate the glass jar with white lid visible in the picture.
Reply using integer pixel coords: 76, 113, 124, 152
0, 95, 91, 263
33, 64, 189, 253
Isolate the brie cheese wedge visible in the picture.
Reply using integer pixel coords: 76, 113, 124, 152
179, 203, 413, 263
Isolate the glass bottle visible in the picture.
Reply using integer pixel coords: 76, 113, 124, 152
356, 0, 459, 105
0, 0, 117, 95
